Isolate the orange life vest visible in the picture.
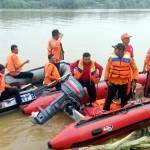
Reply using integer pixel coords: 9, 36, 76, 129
43, 62, 60, 85
92, 99, 121, 111
74, 59, 99, 83
6, 53, 22, 76
109, 52, 131, 81
47, 38, 62, 62
145, 48, 150, 71
0, 73, 6, 93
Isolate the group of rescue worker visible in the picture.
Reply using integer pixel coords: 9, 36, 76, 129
0, 29, 150, 111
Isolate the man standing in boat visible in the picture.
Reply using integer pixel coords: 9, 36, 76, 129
43, 54, 61, 90
121, 33, 135, 99
6, 44, 33, 82
47, 29, 64, 71
0, 64, 21, 105
121, 32, 134, 58
143, 48, 150, 97
103, 43, 138, 111
70, 52, 103, 104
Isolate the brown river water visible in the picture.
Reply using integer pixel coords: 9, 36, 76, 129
0, 111, 72, 150
1, 9, 150, 150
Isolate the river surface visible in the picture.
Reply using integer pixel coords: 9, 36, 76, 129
0, 9, 150, 150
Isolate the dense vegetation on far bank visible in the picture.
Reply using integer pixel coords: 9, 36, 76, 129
1, 0, 150, 9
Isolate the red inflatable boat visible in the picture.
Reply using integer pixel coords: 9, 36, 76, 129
21, 73, 146, 114
48, 98, 150, 149
22, 91, 63, 114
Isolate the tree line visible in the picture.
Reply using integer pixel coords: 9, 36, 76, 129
1, 0, 150, 9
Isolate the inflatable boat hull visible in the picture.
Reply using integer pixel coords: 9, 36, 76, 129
48, 98, 150, 149
0, 62, 71, 115
22, 91, 63, 114
0, 89, 37, 114
5, 66, 44, 85
22, 72, 147, 114
5, 61, 71, 86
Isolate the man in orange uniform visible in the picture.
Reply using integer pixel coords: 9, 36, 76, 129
6, 45, 33, 81
0, 64, 21, 105
43, 54, 61, 90
143, 48, 150, 97
70, 52, 103, 103
143, 48, 150, 72
121, 33, 134, 58
104, 43, 138, 111
47, 29, 64, 70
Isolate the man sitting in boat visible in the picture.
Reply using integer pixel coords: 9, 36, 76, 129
47, 29, 64, 71
103, 43, 138, 111
70, 52, 103, 104
6, 44, 33, 82
43, 54, 61, 90
143, 48, 150, 97
0, 64, 21, 105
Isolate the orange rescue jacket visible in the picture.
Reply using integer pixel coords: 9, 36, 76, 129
105, 52, 138, 85
0, 73, 11, 93
74, 59, 100, 84
144, 48, 150, 71
6, 53, 23, 76
47, 38, 62, 62
43, 62, 60, 85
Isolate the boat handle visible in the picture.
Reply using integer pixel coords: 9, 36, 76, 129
91, 128, 103, 136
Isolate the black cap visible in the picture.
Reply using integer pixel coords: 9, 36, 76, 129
112, 43, 125, 51
0, 64, 5, 71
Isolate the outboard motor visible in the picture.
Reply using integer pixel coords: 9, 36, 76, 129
32, 76, 85, 124
61, 76, 85, 115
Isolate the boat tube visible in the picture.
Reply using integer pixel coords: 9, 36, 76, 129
0, 87, 37, 114
5, 61, 71, 86
22, 68, 147, 115
5, 66, 44, 86
48, 98, 150, 149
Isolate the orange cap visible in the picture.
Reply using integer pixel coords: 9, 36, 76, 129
121, 33, 132, 40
